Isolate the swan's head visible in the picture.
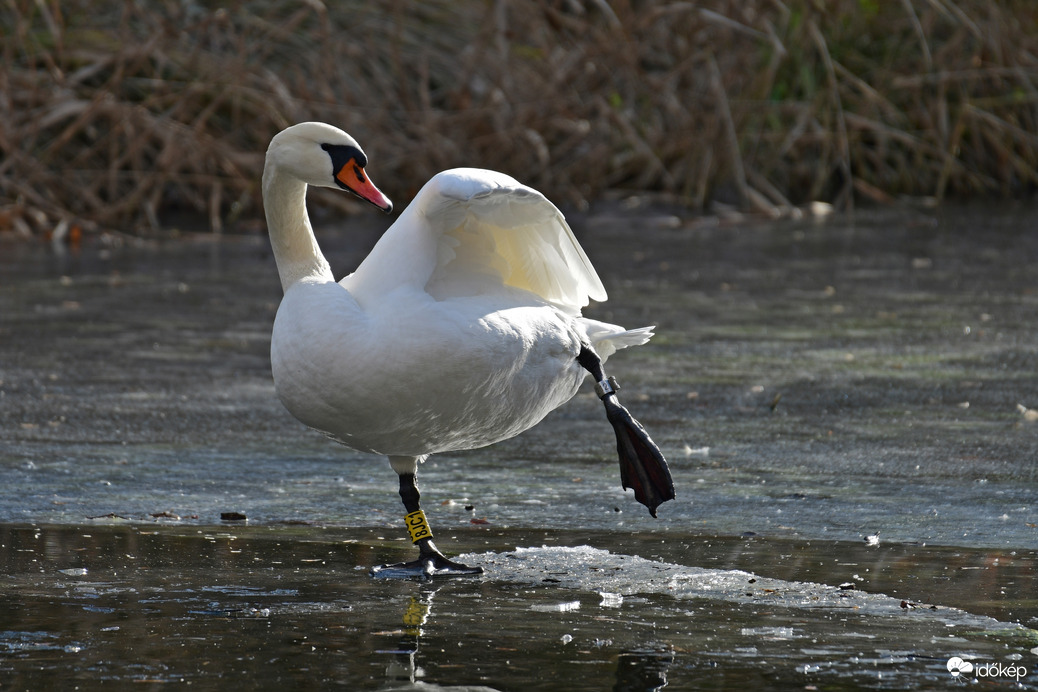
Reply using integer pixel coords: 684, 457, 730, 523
266, 122, 393, 213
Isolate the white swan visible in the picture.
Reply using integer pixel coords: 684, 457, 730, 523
263, 122, 674, 577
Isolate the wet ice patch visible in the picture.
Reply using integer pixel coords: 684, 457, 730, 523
740, 626, 799, 640
201, 585, 299, 597
530, 600, 580, 613
0, 631, 63, 654
460, 545, 1026, 633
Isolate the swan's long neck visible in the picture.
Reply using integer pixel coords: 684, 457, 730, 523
262, 161, 334, 292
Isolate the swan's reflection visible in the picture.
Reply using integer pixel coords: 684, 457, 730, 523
376, 585, 673, 692
381, 587, 436, 686
378, 587, 505, 692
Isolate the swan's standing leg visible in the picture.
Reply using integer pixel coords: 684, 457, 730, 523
577, 345, 675, 517
370, 456, 483, 578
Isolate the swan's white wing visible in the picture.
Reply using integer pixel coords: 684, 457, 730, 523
418, 169, 607, 310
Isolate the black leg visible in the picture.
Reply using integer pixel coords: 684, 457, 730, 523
370, 473, 483, 579
578, 345, 675, 517
398, 472, 422, 513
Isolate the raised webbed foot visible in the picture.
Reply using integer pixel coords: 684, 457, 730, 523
577, 345, 675, 517
603, 395, 675, 517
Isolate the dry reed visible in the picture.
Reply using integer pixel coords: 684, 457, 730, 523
2, 0, 1037, 236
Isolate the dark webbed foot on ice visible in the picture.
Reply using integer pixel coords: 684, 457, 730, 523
372, 471, 484, 579
578, 346, 675, 517
371, 539, 483, 579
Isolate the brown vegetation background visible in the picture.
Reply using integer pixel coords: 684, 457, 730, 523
2, 0, 1037, 236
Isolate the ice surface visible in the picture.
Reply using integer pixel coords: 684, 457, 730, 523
459, 545, 1027, 634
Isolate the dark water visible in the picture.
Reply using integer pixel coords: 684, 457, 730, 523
0, 524, 1033, 690
1, 204, 1037, 689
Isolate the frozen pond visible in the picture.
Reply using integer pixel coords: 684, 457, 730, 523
0, 525, 1033, 689
1, 204, 1037, 688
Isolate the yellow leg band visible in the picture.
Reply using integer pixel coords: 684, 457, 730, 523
404, 510, 433, 543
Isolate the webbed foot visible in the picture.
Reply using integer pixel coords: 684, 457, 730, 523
577, 345, 675, 517
371, 540, 483, 579
604, 395, 675, 517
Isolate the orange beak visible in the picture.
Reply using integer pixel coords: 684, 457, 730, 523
335, 159, 393, 213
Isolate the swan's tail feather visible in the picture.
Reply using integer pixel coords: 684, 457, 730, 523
582, 320, 655, 360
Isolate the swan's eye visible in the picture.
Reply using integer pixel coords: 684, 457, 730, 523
322, 143, 368, 171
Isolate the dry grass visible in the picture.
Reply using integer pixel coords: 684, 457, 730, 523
2, 0, 1037, 236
